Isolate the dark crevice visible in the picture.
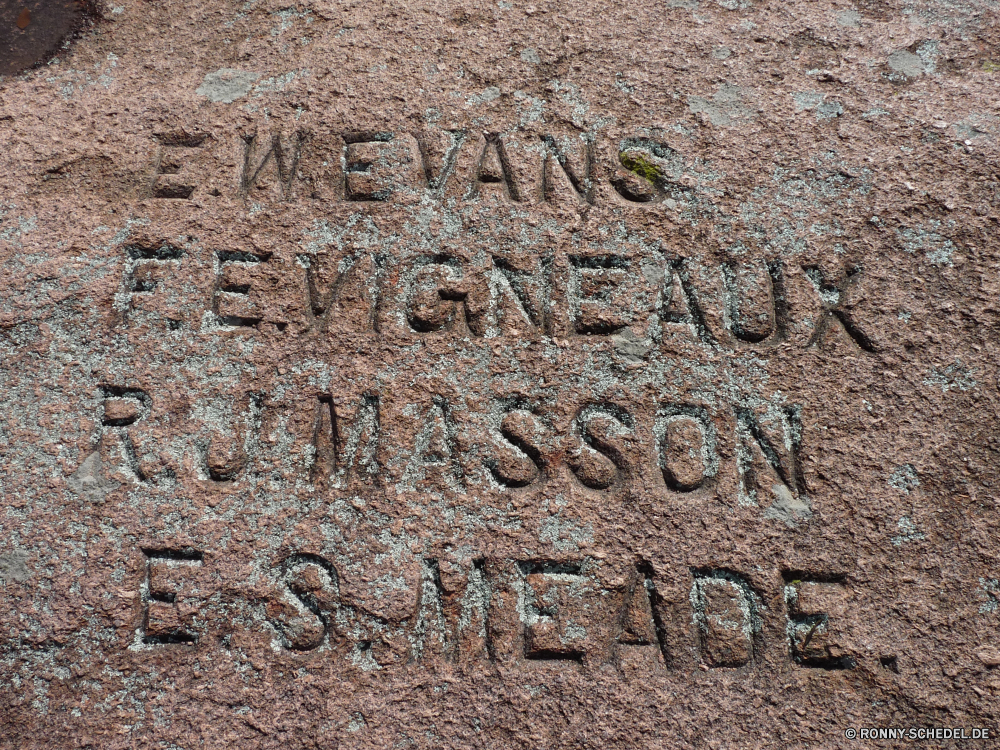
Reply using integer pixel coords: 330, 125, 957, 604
142, 547, 204, 562
153, 184, 195, 199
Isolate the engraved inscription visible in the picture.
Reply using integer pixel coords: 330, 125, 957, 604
310, 393, 381, 489
214, 250, 271, 327
804, 264, 876, 353
140, 548, 204, 646
127, 546, 870, 676
151, 132, 207, 199
690, 570, 760, 668
109, 237, 882, 356
784, 575, 857, 670
241, 131, 305, 199
520, 562, 592, 661
96, 384, 814, 505
655, 404, 718, 492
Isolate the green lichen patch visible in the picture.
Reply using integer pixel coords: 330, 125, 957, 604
620, 152, 663, 184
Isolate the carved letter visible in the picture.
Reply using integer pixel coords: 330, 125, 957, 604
722, 259, 785, 344
272, 554, 340, 651
214, 250, 270, 328
141, 548, 204, 645
567, 404, 633, 490
569, 256, 632, 336
311, 393, 381, 488
469, 135, 521, 201
298, 216, 385, 332
617, 562, 670, 666
400, 396, 464, 491
611, 138, 678, 204
488, 255, 550, 336
301, 254, 384, 333
241, 131, 305, 199
735, 404, 810, 524
416, 130, 467, 196
204, 392, 264, 482
655, 405, 718, 492
404, 255, 477, 335
520, 562, 592, 660
343, 132, 420, 201
151, 131, 207, 199
803, 265, 875, 352
690, 569, 760, 668
659, 260, 714, 343
784, 575, 856, 669
118, 243, 185, 329
411, 558, 491, 663
100, 385, 155, 483
541, 134, 593, 204
487, 403, 546, 489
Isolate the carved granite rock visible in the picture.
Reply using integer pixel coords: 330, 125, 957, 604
1, 0, 999, 746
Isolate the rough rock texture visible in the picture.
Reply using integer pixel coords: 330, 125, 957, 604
1, 0, 1000, 747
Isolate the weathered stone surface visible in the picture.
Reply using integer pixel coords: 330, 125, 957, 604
1, 0, 1000, 746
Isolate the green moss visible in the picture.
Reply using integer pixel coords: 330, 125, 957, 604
983, 60, 1000, 72
620, 152, 662, 184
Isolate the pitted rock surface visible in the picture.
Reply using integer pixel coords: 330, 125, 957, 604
1, 0, 1000, 747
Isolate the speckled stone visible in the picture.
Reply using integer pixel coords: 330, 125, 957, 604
1, 0, 999, 747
